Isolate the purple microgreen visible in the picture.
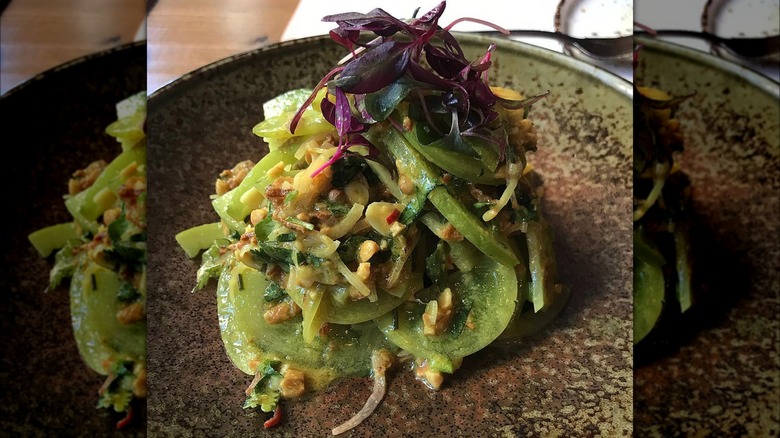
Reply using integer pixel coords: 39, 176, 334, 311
295, 2, 547, 177
290, 65, 344, 133
331, 39, 412, 94
310, 134, 371, 178
411, 1, 446, 25
425, 44, 469, 79
470, 80, 496, 110
406, 61, 454, 91
329, 28, 361, 55
443, 17, 510, 35
319, 92, 364, 134
498, 136, 507, 162
495, 90, 550, 111
476, 43, 495, 83
334, 87, 352, 136
633, 43, 644, 69
633, 21, 657, 35
439, 31, 466, 60
387, 115, 405, 133
426, 109, 479, 157
462, 129, 500, 146
323, 8, 411, 37
353, 94, 378, 123
416, 90, 445, 137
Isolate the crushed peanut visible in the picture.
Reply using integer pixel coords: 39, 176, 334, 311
358, 240, 380, 263
422, 287, 454, 336
279, 368, 306, 398
103, 207, 121, 226
250, 208, 269, 225
116, 302, 145, 325
356, 262, 371, 282
263, 299, 301, 324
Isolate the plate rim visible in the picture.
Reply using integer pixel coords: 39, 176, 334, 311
148, 33, 633, 105
636, 35, 780, 96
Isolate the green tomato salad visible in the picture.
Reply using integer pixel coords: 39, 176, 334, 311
177, 3, 567, 434
28, 92, 147, 427
633, 85, 694, 345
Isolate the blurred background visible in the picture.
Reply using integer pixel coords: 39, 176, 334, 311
0, 0, 146, 94
147, 0, 634, 93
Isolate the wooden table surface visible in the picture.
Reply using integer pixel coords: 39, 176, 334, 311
0, 0, 145, 94
147, 0, 299, 93
0, 0, 300, 95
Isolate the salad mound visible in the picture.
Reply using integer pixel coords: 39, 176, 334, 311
633, 80, 695, 344
177, 2, 567, 433
28, 91, 147, 427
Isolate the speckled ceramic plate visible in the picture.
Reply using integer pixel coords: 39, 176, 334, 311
0, 42, 146, 435
634, 37, 780, 436
147, 34, 632, 436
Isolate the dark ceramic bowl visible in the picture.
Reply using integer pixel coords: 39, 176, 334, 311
147, 34, 633, 436
634, 37, 780, 436
0, 41, 146, 436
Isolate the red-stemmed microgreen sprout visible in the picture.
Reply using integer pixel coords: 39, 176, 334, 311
291, 1, 549, 177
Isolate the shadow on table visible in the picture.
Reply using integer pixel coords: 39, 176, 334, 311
633, 211, 750, 368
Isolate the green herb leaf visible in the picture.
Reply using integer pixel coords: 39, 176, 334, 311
243, 360, 283, 412
47, 243, 77, 291
322, 200, 351, 217
264, 282, 288, 302
331, 155, 367, 188
425, 240, 448, 288
195, 243, 227, 291
336, 235, 370, 263
255, 215, 276, 242
286, 217, 314, 231
364, 77, 414, 121
276, 233, 297, 242
117, 281, 140, 303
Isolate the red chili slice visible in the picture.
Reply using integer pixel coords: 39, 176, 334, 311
385, 209, 401, 224
263, 405, 283, 429
116, 406, 134, 429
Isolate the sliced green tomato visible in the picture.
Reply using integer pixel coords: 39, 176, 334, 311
419, 212, 481, 273
633, 256, 665, 344
633, 228, 666, 267
428, 187, 519, 267
499, 285, 571, 340
375, 253, 517, 371
28, 222, 79, 257
211, 146, 298, 233
70, 262, 146, 374
217, 260, 393, 378
175, 222, 225, 258
287, 264, 421, 325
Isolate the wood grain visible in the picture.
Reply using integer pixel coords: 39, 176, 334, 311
147, 0, 299, 93
0, 0, 145, 94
